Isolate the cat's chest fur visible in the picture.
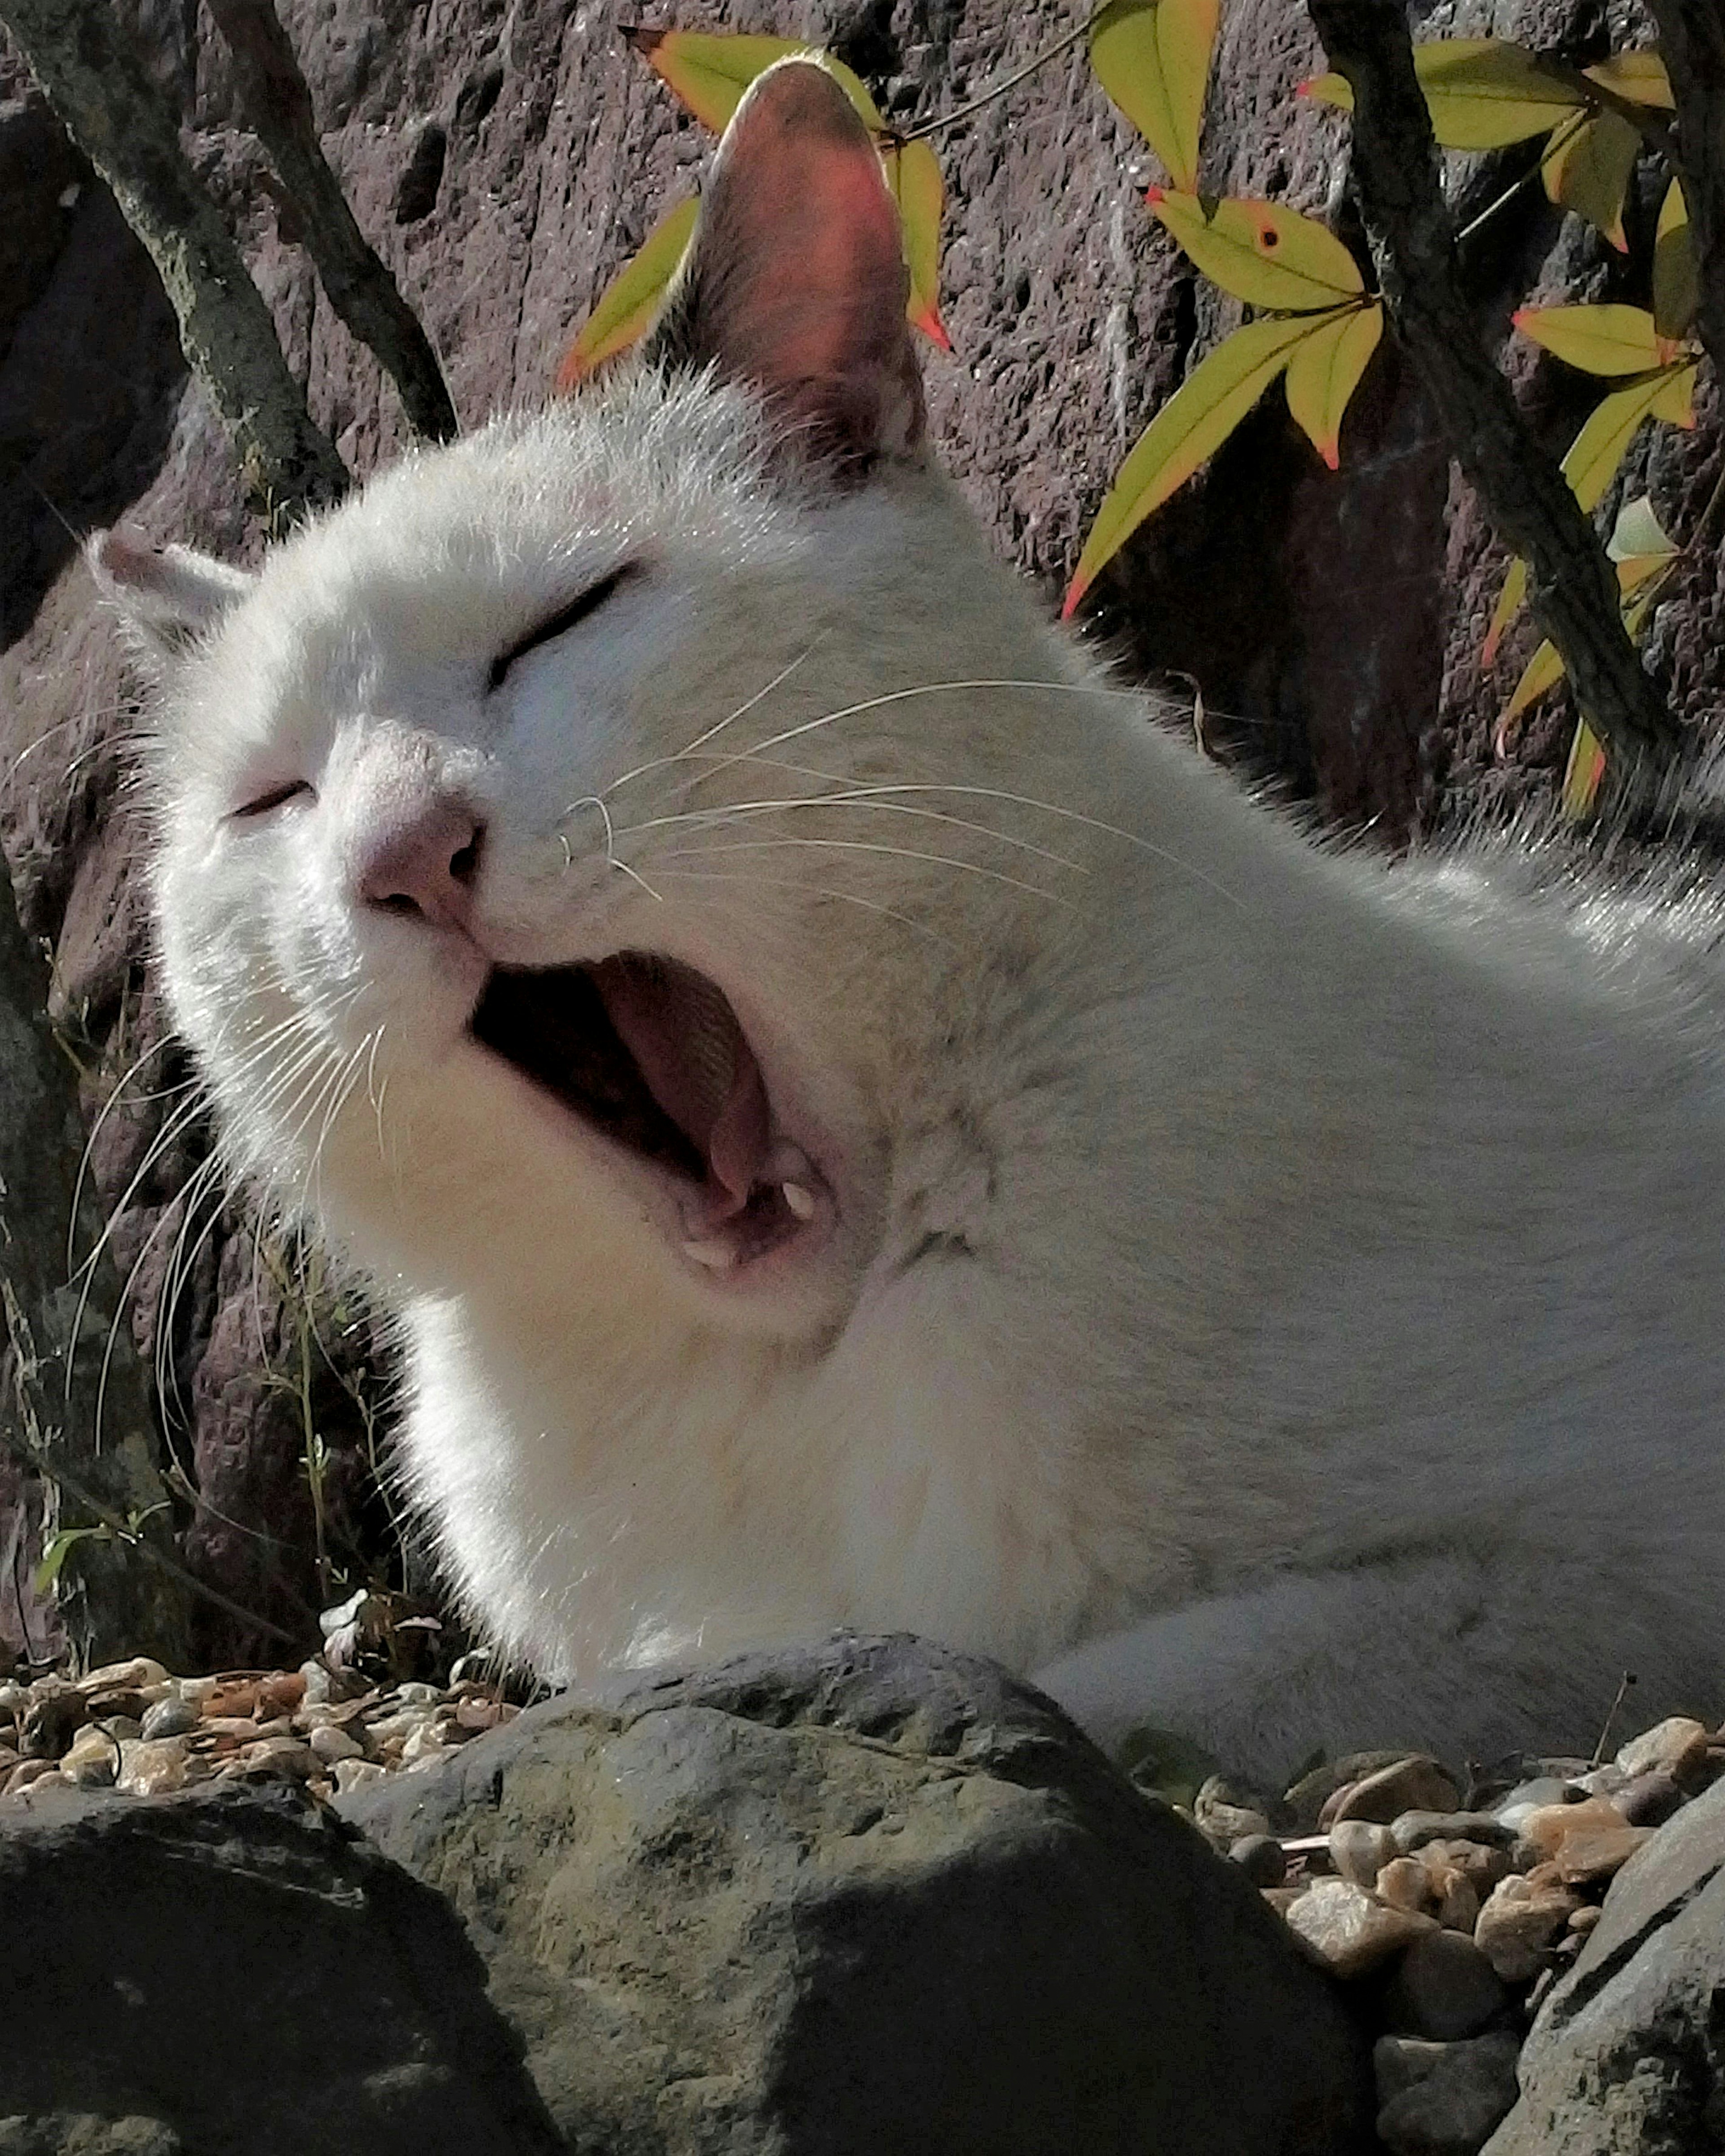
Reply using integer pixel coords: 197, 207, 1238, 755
98, 57, 1723, 1780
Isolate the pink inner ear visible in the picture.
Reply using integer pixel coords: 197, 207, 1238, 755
694, 62, 920, 457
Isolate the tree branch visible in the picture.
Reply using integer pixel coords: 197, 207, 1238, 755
1305, 0, 1679, 761
205, 0, 457, 444
0, 0, 348, 524
1644, 0, 1725, 383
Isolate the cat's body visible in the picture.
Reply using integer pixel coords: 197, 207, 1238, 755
97, 61, 1721, 1780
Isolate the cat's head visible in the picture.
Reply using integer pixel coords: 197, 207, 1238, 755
88, 58, 1073, 1343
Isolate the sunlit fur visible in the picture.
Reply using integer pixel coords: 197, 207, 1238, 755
102, 351, 1725, 1782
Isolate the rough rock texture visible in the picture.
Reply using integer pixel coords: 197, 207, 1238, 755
0, 1776, 566, 2156
341, 1634, 1373, 2153
1484, 1772, 1725, 2154
0, 0, 1718, 1647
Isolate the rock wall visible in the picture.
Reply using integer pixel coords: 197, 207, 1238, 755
0, 0, 1717, 1657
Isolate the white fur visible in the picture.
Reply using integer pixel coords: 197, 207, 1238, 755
108, 362, 1723, 1783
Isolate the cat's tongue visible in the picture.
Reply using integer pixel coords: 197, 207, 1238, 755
592, 957, 769, 1212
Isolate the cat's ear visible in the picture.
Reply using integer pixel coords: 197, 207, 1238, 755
86, 527, 255, 669
642, 56, 926, 475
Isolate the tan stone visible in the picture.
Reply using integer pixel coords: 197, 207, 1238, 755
1519, 1796, 1629, 1856
1283, 1878, 1437, 1977
1552, 1825, 1652, 1886
59, 1723, 119, 1788
1377, 1856, 1434, 1914
1474, 1875, 1578, 1982
115, 1736, 192, 1796
1330, 1756, 1460, 1826
1615, 1716, 1711, 1785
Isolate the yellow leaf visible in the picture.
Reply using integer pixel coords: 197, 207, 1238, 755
1283, 302, 1383, 468
882, 137, 949, 348
625, 31, 886, 133
1149, 191, 1362, 310
1512, 302, 1663, 376
1616, 552, 1675, 598
1585, 49, 1673, 109
1650, 358, 1698, 427
1089, 0, 1220, 193
626, 30, 809, 131
1301, 39, 1583, 150
1541, 109, 1638, 250
1500, 637, 1567, 736
1654, 179, 1697, 343
1561, 371, 1676, 509
1560, 717, 1606, 819
556, 195, 700, 389
1063, 313, 1323, 616
1483, 556, 1528, 666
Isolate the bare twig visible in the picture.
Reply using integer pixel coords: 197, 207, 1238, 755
0, 0, 348, 522
205, 0, 457, 444
1644, 0, 1725, 383
1306, 0, 1679, 761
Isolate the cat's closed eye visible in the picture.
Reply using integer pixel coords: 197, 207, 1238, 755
486, 564, 635, 694
231, 779, 315, 821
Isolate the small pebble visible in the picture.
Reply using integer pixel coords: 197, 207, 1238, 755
76, 1657, 169, 1696
227, 1736, 315, 1781
115, 1736, 192, 1796
140, 1695, 200, 1741
307, 1723, 365, 1765
1330, 1756, 1460, 1827
1329, 1817, 1396, 1889
1283, 1878, 1437, 1978
331, 1757, 387, 1796
1474, 1874, 1578, 1982
1567, 1903, 1602, 1935
59, 1723, 119, 1789
1391, 1810, 1516, 1854
4, 1758, 62, 1797
1491, 1776, 1579, 1835
1614, 1771, 1685, 1829
1229, 1833, 1287, 1887
1374, 2030, 1522, 2156
1377, 1856, 1433, 1914
1615, 1715, 1710, 1784
1381, 1929, 1509, 2042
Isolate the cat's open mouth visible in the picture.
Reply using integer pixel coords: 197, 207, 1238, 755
469, 952, 828, 1272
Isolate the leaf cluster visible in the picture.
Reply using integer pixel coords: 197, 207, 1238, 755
568, 8, 1711, 813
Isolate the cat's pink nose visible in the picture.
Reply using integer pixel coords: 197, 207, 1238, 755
356, 795, 485, 930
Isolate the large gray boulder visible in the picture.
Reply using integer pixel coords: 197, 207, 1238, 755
0, 1777, 565, 2155
342, 1633, 1372, 2153
1485, 1772, 1725, 2154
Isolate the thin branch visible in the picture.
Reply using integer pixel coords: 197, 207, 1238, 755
1305, 0, 1679, 762
896, 4, 1110, 144
0, 0, 348, 523
205, 0, 457, 444
1644, 0, 1725, 384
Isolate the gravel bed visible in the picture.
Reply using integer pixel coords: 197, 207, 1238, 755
5, 1647, 1719, 2155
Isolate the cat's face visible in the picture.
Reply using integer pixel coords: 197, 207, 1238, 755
90, 60, 1067, 1346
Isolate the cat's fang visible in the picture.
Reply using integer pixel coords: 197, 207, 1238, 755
682, 1237, 737, 1272
783, 1182, 816, 1221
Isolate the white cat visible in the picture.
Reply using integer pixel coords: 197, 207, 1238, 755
92, 59, 1721, 1782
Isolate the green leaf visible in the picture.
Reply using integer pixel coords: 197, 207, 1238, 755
1654, 179, 1697, 344
1650, 360, 1698, 427
1303, 39, 1584, 150
1512, 303, 1664, 376
556, 195, 700, 389
1089, 0, 1221, 193
882, 137, 950, 348
1063, 313, 1325, 615
1283, 302, 1383, 468
34, 1524, 109, 1595
1560, 717, 1607, 819
1607, 495, 1676, 564
1541, 108, 1638, 251
1148, 191, 1363, 310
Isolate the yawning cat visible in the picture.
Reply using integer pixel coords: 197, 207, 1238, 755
91, 58, 1722, 1780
